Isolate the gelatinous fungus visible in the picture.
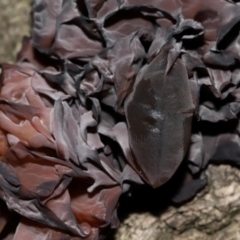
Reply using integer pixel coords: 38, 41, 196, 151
1, 0, 240, 239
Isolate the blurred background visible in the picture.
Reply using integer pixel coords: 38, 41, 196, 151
0, 0, 31, 63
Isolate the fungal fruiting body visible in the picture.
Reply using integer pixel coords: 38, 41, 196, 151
125, 43, 195, 188
0, 0, 240, 238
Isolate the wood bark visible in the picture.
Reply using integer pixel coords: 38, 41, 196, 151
113, 165, 240, 240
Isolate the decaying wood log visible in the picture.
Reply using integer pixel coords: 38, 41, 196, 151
114, 164, 240, 240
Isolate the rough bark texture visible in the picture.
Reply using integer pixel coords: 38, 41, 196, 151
1, 2, 240, 240
114, 165, 240, 240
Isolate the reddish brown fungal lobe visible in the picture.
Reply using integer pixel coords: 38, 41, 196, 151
1, 0, 240, 238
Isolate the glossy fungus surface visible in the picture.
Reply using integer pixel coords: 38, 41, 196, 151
1, 0, 240, 239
